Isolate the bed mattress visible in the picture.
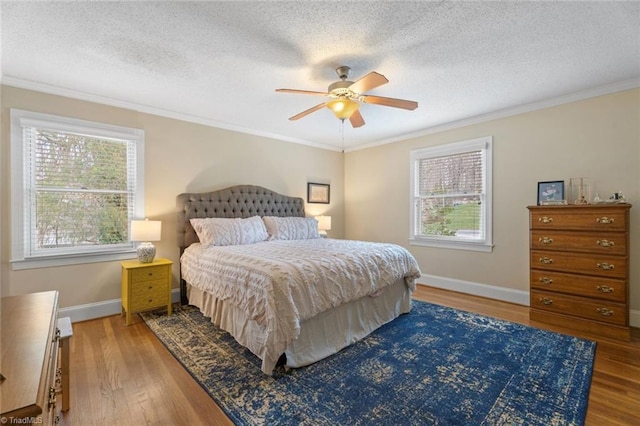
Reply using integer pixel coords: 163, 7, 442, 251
181, 238, 421, 373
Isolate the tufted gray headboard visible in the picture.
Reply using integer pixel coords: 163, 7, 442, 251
176, 184, 305, 304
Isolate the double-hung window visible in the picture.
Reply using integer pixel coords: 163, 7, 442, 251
11, 109, 145, 269
410, 136, 493, 252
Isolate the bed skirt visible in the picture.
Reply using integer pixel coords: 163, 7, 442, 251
187, 279, 412, 373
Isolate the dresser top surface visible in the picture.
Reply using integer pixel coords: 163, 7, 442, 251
1, 291, 59, 415
528, 203, 631, 210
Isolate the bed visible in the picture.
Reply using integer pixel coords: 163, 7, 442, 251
177, 185, 421, 374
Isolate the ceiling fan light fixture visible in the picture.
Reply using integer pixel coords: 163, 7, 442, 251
326, 98, 359, 120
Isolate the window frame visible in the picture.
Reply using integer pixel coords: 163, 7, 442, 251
10, 109, 145, 269
409, 136, 493, 252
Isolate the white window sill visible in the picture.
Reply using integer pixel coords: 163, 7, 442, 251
409, 238, 494, 253
11, 250, 138, 270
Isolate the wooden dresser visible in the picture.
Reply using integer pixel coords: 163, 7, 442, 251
528, 204, 631, 340
1, 291, 62, 424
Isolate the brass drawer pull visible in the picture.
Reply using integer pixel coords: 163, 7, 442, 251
538, 216, 553, 224
539, 277, 553, 284
539, 297, 553, 305
539, 237, 554, 244
539, 257, 554, 264
596, 307, 614, 317
596, 239, 614, 248
49, 386, 57, 406
596, 285, 614, 293
596, 216, 614, 224
596, 262, 615, 270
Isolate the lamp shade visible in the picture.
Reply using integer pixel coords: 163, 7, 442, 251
316, 215, 331, 237
131, 219, 161, 263
131, 219, 162, 242
316, 215, 332, 231
326, 98, 359, 120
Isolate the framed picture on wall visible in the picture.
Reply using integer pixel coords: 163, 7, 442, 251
537, 180, 565, 205
307, 183, 330, 204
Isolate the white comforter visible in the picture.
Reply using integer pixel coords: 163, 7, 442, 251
181, 238, 422, 373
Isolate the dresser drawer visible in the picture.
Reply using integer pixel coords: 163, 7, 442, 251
531, 290, 627, 326
530, 230, 627, 255
131, 265, 169, 283
130, 279, 168, 310
530, 207, 628, 231
531, 250, 627, 279
530, 270, 626, 303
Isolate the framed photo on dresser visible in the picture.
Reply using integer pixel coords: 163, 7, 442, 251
537, 181, 565, 205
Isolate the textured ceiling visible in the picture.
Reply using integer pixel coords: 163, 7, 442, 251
1, 1, 639, 151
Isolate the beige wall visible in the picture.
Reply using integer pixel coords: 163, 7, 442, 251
0, 86, 344, 308
2, 85, 639, 322
345, 89, 640, 318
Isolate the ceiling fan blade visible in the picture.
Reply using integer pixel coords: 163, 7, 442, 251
349, 110, 365, 128
289, 103, 326, 121
348, 72, 389, 94
276, 88, 329, 96
361, 95, 418, 110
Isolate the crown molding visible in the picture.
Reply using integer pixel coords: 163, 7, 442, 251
3, 75, 637, 154
348, 78, 640, 152
0, 75, 342, 152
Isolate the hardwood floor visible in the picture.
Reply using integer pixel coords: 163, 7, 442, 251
59, 285, 639, 425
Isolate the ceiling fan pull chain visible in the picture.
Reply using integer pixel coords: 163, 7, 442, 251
341, 119, 345, 153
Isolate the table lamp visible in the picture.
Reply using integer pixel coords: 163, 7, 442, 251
316, 215, 332, 237
131, 219, 162, 263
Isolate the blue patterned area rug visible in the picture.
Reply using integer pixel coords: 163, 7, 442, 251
141, 301, 595, 425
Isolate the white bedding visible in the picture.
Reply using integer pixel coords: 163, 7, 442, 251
181, 238, 421, 373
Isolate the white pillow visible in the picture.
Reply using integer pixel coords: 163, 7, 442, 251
262, 216, 320, 240
190, 216, 268, 246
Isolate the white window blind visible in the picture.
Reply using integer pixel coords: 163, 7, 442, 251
410, 137, 493, 252
11, 109, 145, 268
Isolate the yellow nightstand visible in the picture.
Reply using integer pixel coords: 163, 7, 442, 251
121, 258, 173, 325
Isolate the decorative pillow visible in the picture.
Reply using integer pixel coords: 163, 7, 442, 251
190, 216, 268, 246
262, 216, 320, 240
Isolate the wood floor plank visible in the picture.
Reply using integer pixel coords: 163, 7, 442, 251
58, 285, 639, 425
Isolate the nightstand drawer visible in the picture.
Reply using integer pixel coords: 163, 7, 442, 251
131, 265, 169, 283
130, 279, 169, 310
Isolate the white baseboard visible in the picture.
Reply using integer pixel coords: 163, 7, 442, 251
630, 309, 640, 329
58, 289, 181, 323
420, 274, 530, 306
420, 274, 640, 328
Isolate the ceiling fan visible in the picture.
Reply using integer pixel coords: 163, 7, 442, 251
276, 66, 418, 128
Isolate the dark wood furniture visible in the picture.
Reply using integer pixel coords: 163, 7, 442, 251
528, 204, 631, 340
